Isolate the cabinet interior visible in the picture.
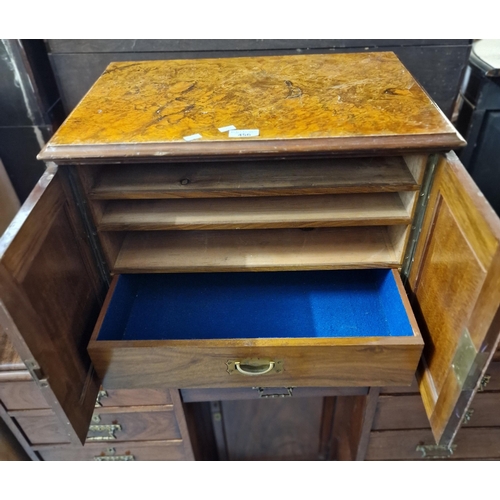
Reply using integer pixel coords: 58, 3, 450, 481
76, 154, 427, 274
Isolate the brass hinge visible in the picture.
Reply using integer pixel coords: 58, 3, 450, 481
25, 359, 48, 388
416, 444, 457, 459
478, 375, 491, 392
452, 328, 476, 388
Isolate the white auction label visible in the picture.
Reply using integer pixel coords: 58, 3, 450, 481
218, 125, 236, 132
183, 133, 202, 141
228, 129, 260, 138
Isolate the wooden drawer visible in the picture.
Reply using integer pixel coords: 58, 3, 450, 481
38, 441, 188, 461
14, 407, 181, 445
373, 392, 500, 430
366, 428, 500, 460
88, 269, 423, 389
14, 410, 71, 445
87, 407, 181, 442
482, 362, 500, 391
96, 388, 173, 407
0, 381, 50, 410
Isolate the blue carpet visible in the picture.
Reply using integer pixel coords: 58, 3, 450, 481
98, 270, 413, 341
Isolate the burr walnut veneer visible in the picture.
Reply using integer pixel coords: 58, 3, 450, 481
1, 53, 500, 460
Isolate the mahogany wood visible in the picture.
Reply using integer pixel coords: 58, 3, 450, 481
36, 440, 187, 461
0, 382, 50, 411
220, 397, 324, 460
373, 393, 500, 430
330, 387, 380, 461
0, 168, 105, 444
96, 388, 173, 407
180, 386, 368, 403
366, 428, 500, 460
0, 415, 29, 460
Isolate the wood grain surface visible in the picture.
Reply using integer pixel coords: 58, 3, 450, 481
221, 397, 324, 460
36, 440, 188, 461
38, 53, 464, 161
99, 193, 411, 231
113, 226, 403, 273
90, 157, 419, 199
408, 152, 500, 445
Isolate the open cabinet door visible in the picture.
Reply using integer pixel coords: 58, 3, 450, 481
408, 152, 500, 446
0, 167, 106, 444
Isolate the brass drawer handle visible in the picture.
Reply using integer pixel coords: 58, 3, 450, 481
87, 424, 122, 442
93, 447, 134, 461
94, 455, 135, 461
226, 359, 283, 376
236, 361, 275, 376
95, 389, 108, 407
253, 387, 294, 398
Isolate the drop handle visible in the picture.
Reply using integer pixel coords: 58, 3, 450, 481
235, 361, 275, 376
226, 359, 284, 376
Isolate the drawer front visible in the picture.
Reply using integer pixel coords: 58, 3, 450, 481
0, 381, 50, 410
87, 408, 181, 442
481, 362, 500, 392
95, 388, 173, 407
181, 386, 368, 402
15, 408, 181, 445
91, 343, 422, 390
373, 393, 500, 430
366, 428, 500, 460
14, 412, 71, 445
38, 441, 188, 461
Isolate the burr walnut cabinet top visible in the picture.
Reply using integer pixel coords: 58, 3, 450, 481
38, 52, 464, 163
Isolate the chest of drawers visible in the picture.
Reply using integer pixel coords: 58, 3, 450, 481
1, 52, 500, 459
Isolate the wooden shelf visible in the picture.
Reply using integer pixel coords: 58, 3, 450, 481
99, 193, 411, 231
113, 227, 402, 273
90, 157, 419, 200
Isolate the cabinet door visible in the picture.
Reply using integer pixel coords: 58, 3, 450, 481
0, 167, 105, 444
408, 152, 500, 446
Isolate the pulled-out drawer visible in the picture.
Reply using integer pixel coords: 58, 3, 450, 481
88, 269, 423, 389
37, 441, 188, 461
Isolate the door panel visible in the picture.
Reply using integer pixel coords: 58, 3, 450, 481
0, 167, 106, 444
408, 152, 500, 445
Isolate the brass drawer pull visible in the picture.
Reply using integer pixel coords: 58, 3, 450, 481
236, 361, 274, 376
94, 455, 135, 461
253, 387, 294, 398
226, 359, 283, 376
93, 447, 134, 461
87, 424, 122, 442
95, 389, 109, 407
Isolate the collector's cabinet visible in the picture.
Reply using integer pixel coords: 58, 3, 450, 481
1, 53, 500, 460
